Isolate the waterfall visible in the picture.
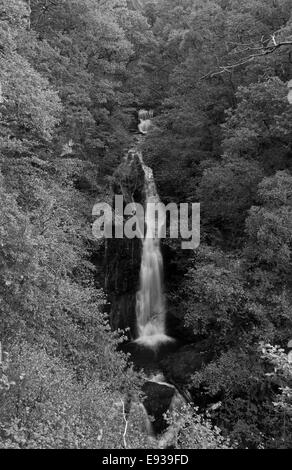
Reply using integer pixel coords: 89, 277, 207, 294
135, 110, 173, 348
138, 109, 153, 135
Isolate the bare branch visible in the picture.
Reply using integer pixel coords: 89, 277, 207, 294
201, 36, 292, 80
121, 399, 128, 449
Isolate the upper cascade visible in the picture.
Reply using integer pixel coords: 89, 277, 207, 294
138, 109, 153, 135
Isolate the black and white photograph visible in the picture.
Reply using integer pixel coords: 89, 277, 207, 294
0, 0, 292, 453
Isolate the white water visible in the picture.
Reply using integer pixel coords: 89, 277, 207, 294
138, 109, 153, 134
135, 111, 173, 348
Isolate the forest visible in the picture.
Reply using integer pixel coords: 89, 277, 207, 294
0, 0, 292, 450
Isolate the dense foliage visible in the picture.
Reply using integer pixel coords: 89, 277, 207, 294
141, 0, 292, 449
0, 0, 148, 449
1, 0, 292, 449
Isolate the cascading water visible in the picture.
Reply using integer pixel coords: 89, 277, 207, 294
135, 110, 173, 348
120, 111, 184, 445
138, 109, 153, 134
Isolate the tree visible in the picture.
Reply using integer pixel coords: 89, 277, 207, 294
223, 78, 292, 171
198, 156, 263, 242
0, 0, 61, 155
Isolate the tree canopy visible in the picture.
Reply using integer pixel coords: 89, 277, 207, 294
1, 0, 292, 449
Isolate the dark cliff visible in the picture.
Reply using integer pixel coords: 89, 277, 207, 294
105, 149, 146, 338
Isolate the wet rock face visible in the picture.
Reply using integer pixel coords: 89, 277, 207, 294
142, 381, 176, 434
160, 341, 213, 385
105, 151, 145, 337
112, 151, 146, 204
